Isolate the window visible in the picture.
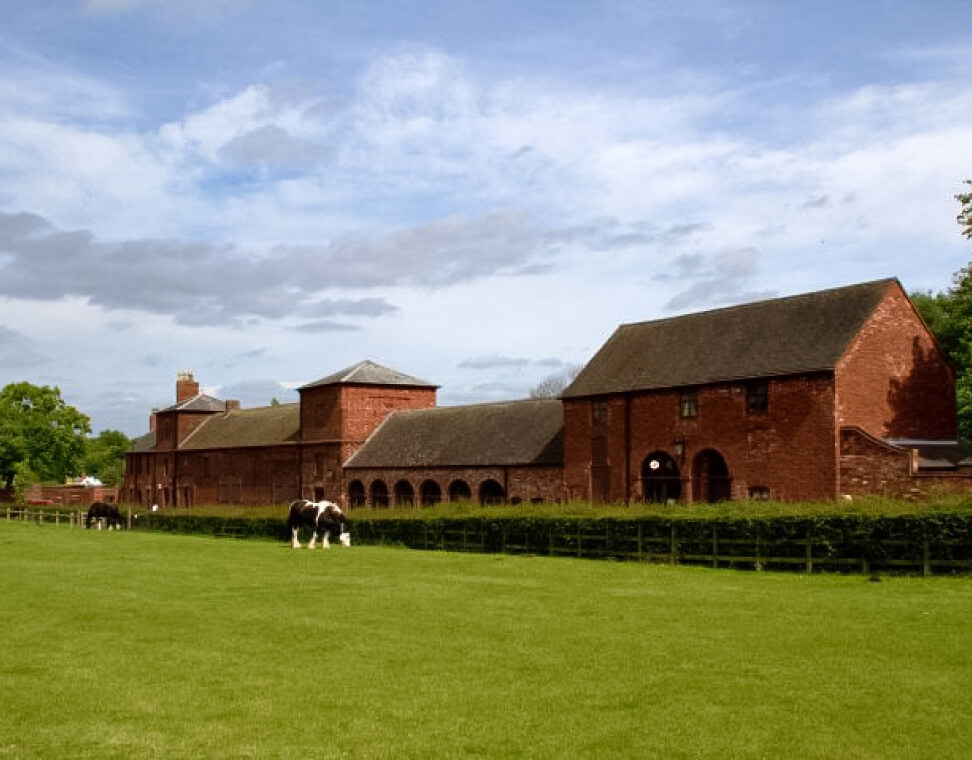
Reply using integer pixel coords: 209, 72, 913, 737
593, 401, 608, 426
680, 391, 698, 418
749, 486, 770, 501
746, 381, 768, 414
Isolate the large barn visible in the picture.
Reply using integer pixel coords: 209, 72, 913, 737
122, 278, 971, 507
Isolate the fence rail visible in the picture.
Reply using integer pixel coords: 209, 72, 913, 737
7, 507, 972, 576
3, 506, 88, 528
357, 518, 972, 577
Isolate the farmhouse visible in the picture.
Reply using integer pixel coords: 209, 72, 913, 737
122, 278, 971, 507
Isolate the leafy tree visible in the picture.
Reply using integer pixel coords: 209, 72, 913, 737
957, 180, 972, 240
81, 429, 131, 486
0, 382, 91, 492
912, 264, 972, 451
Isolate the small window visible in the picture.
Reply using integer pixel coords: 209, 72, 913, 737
746, 382, 768, 414
680, 391, 698, 418
749, 486, 770, 500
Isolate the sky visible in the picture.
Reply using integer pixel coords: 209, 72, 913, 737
1, 0, 971, 437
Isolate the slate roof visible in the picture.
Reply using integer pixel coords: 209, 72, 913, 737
345, 399, 564, 468
300, 360, 437, 390
562, 279, 896, 399
179, 404, 301, 450
130, 431, 156, 453
158, 394, 229, 413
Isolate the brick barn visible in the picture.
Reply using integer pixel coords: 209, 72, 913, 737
122, 278, 970, 507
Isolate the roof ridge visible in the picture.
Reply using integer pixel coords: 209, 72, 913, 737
617, 277, 896, 331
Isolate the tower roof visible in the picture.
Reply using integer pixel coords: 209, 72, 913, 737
299, 359, 437, 390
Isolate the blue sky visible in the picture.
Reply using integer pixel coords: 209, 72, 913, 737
1, 0, 971, 436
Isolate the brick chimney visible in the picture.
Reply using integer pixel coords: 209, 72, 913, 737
149, 408, 158, 432
176, 370, 199, 403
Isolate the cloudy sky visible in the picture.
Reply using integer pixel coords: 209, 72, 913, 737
2, 0, 971, 436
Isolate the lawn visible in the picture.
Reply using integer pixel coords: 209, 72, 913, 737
1, 520, 970, 759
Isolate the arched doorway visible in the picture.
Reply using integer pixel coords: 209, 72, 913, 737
394, 480, 414, 507
479, 479, 505, 505
420, 480, 441, 507
448, 480, 471, 502
642, 451, 682, 503
692, 449, 731, 503
347, 480, 366, 508
370, 479, 389, 508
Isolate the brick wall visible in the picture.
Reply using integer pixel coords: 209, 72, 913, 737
840, 426, 972, 498
564, 373, 839, 503
836, 282, 956, 440
300, 384, 435, 445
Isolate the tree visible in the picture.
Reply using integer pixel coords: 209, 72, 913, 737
957, 180, 972, 241
529, 364, 584, 399
911, 266, 972, 451
0, 382, 91, 492
81, 429, 131, 486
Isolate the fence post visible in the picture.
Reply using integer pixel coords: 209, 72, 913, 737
805, 525, 813, 575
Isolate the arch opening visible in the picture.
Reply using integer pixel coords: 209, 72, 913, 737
479, 479, 505, 505
642, 451, 682, 503
692, 449, 731, 503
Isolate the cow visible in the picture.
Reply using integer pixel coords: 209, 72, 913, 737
286, 499, 350, 549
86, 501, 123, 531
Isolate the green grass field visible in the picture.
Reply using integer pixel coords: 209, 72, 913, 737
2, 521, 970, 759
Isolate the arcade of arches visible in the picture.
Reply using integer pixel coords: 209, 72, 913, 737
346, 477, 511, 508
641, 448, 732, 503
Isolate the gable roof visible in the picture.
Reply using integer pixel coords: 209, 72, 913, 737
345, 399, 563, 468
159, 394, 228, 413
179, 404, 300, 450
563, 278, 896, 399
299, 359, 437, 390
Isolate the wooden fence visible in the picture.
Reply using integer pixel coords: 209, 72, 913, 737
4, 506, 88, 528
7, 507, 972, 576
357, 518, 972, 577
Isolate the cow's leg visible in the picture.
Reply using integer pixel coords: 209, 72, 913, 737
291, 527, 301, 549
308, 529, 318, 550
321, 530, 330, 549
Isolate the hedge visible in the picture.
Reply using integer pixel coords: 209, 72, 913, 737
131, 511, 972, 575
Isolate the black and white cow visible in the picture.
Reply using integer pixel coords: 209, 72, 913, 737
86, 501, 123, 530
286, 499, 350, 549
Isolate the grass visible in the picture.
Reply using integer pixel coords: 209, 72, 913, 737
2, 520, 971, 759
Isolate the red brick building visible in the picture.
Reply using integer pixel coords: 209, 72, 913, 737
122, 279, 970, 507
561, 278, 967, 502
